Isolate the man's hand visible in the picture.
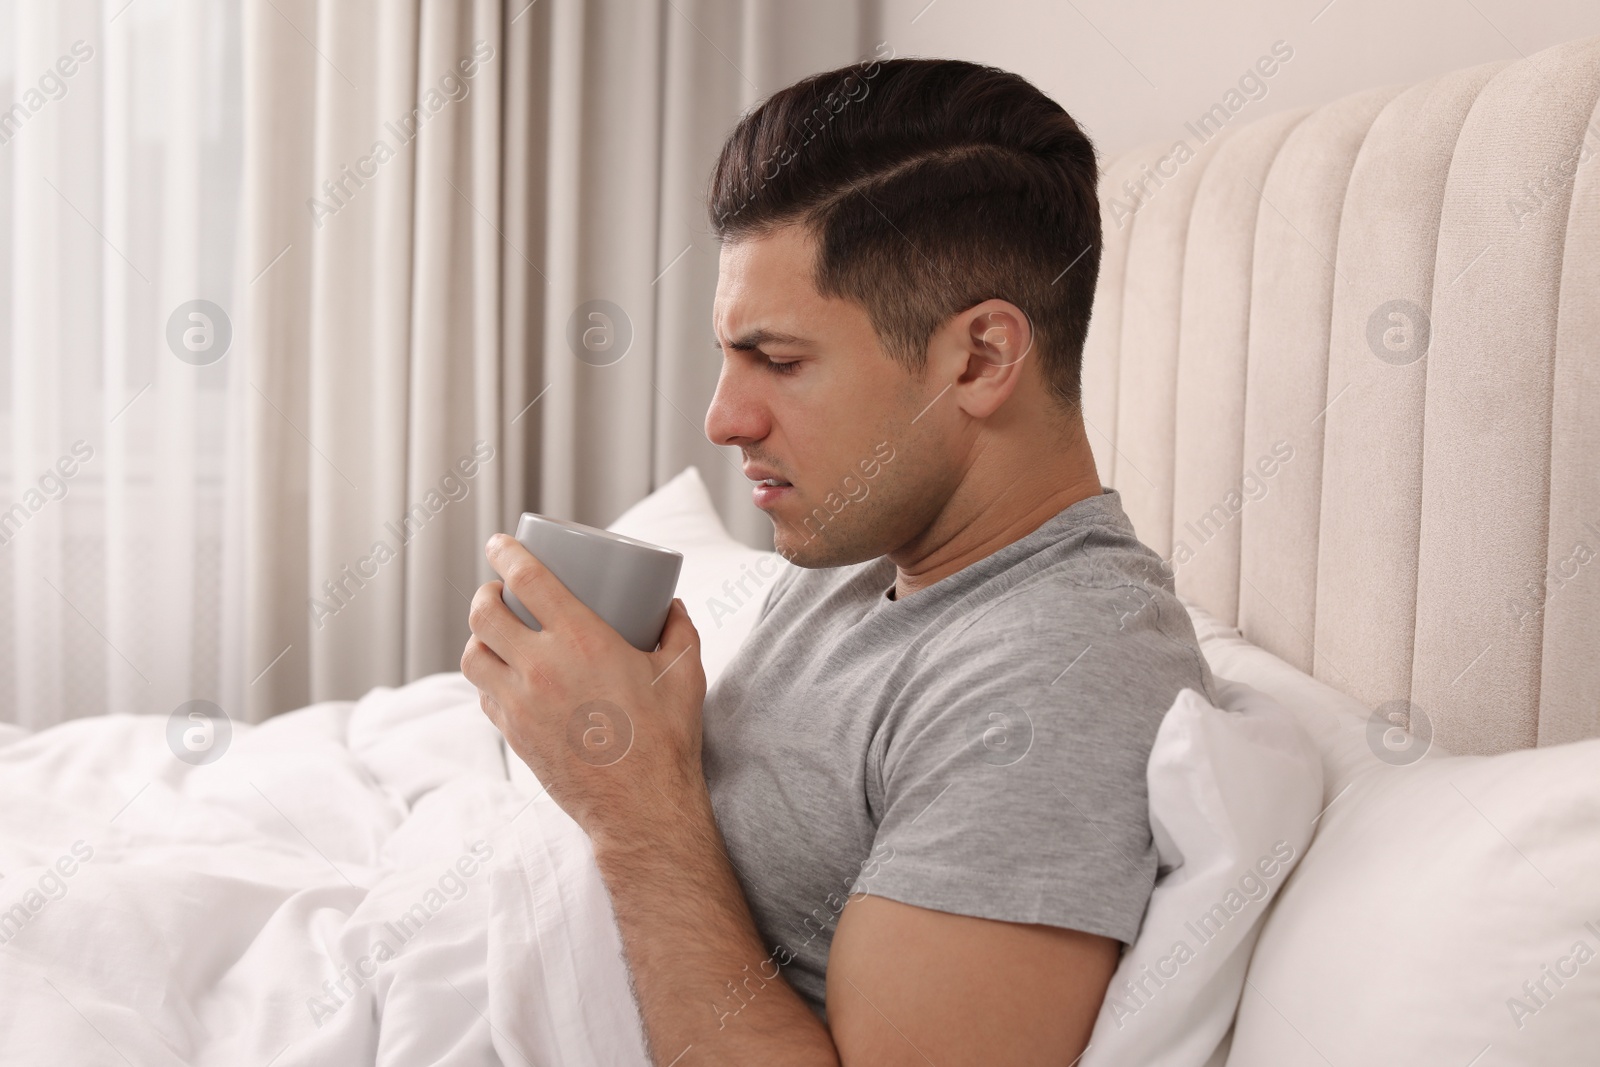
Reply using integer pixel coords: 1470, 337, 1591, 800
460, 532, 707, 845
462, 534, 840, 1065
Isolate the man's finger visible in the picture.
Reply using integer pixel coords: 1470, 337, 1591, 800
461, 633, 510, 688
486, 534, 595, 635
466, 580, 561, 690
469, 580, 526, 665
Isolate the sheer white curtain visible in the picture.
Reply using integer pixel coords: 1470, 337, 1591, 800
3, 0, 869, 730
1, 0, 242, 729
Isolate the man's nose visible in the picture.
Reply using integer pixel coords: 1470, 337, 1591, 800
704, 368, 765, 447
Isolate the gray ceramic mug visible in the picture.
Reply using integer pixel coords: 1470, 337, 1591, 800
499, 513, 684, 652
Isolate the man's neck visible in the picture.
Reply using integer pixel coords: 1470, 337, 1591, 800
888, 422, 1103, 602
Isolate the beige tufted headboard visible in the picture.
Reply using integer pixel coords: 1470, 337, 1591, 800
1081, 35, 1600, 757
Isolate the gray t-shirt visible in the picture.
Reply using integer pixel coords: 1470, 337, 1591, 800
700, 487, 1215, 1018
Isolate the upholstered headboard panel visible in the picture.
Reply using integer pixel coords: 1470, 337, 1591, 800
1082, 35, 1600, 756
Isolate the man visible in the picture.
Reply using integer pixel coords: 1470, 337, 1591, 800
463, 56, 1214, 1065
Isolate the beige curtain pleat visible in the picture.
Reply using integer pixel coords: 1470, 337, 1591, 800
534, 0, 666, 527
303, 0, 417, 701
403, 0, 505, 678
496, 0, 549, 547
235, 0, 319, 721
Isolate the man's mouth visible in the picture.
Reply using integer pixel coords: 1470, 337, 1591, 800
751, 479, 794, 509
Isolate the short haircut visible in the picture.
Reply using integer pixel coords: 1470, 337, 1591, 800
707, 56, 1103, 412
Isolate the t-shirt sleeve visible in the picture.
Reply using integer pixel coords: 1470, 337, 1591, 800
849, 576, 1208, 945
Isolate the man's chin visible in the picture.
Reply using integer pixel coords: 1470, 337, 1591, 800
769, 531, 811, 568
771, 526, 878, 571
770, 527, 823, 569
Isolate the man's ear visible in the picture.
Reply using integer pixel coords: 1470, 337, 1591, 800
946, 299, 1034, 418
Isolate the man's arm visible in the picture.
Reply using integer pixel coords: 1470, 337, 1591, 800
827, 895, 1120, 1064
589, 783, 839, 1066
592, 783, 1120, 1067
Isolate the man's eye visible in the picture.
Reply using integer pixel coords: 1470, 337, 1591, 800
764, 357, 800, 375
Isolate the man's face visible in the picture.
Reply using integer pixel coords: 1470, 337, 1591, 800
705, 224, 956, 568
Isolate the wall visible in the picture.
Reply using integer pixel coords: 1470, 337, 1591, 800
871, 0, 1600, 162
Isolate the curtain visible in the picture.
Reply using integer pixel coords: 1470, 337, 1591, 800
1, 0, 243, 730
234, 0, 869, 722
2, 0, 868, 729
231, 0, 512, 722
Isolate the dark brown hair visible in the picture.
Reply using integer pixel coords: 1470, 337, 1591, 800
707, 56, 1103, 412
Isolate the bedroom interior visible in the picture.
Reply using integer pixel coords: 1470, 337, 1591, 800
2, 1, 1598, 1063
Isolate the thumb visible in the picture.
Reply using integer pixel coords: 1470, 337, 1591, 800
650, 599, 703, 689
655, 598, 700, 658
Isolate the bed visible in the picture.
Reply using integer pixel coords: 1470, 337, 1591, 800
1076, 29, 1600, 1064
1082, 31, 1600, 756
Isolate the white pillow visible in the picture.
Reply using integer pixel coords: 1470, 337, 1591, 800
1181, 597, 1397, 805
507, 466, 787, 794
1179, 598, 1600, 1067
1081, 679, 1323, 1067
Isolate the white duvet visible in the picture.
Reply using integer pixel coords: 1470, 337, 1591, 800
0, 673, 651, 1067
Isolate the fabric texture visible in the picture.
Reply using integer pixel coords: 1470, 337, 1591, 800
1181, 591, 1422, 802
0, 671, 656, 1067
1232, 735, 1600, 1067
1178, 599, 1600, 1067
700, 488, 1215, 1016
1313, 59, 1506, 716
1184, 591, 1600, 1067
1234, 84, 1400, 672
1085, 33, 1600, 754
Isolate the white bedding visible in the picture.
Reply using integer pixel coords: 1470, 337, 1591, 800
0, 672, 650, 1066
